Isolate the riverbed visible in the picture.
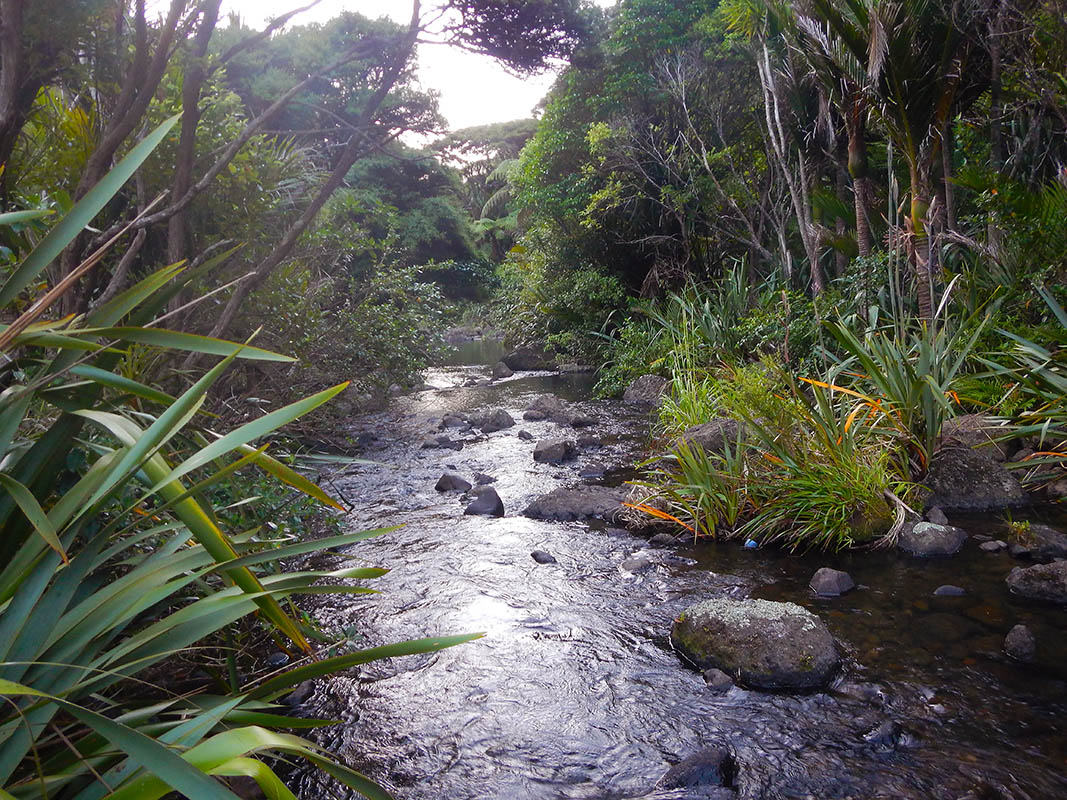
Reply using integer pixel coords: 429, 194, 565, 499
293, 342, 1067, 800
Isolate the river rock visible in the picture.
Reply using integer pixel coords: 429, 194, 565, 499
921, 447, 1027, 513
526, 394, 566, 420
809, 567, 855, 596
940, 414, 1015, 461
531, 550, 557, 565
440, 412, 468, 429
567, 412, 596, 428
1004, 624, 1036, 662
517, 429, 533, 441
464, 487, 504, 517
933, 585, 966, 596
672, 598, 839, 691
897, 521, 968, 557
435, 472, 472, 492
1007, 523, 1067, 562
623, 374, 669, 407
578, 462, 607, 479
1005, 561, 1067, 603
533, 438, 577, 464
492, 361, 514, 379
703, 668, 734, 693
659, 747, 735, 790
502, 345, 554, 371
925, 506, 949, 525
621, 556, 653, 573
524, 484, 627, 521
676, 418, 745, 457
473, 408, 515, 432
473, 472, 496, 485
1046, 477, 1067, 501
650, 532, 678, 546
980, 539, 1008, 552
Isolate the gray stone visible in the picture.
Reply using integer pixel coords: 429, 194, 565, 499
897, 521, 968, 557
559, 362, 594, 373
922, 446, 1027, 513
1006, 561, 1067, 603
677, 418, 745, 457
1047, 478, 1067, 501
522, 409, 547, 421
1007, 523, 1067, 562
502, 345, 554, 371
577, 435, 603, 448
517, 429, 533, 441
440, 413, 468, 428
672, 598, 839, 691
980, 540, 1008, 552
933, 585, 966, 596
473, 472, 496, 485
941, 414, 1015, 461
567, 412, 596, 428
623, 374, 669, 407
703, 668, 734, 693
491, 361, 514, 379
524, 484, 627, 522
464, 487, 504, 517
659, 747, 734, 790
531, 550, 557, 565
1004, 624, 1036, 662
578, 462, 607, 479
925, 506, 949, 525
473, 408, 515, 433
525, 394, 566, 420
435, 472, 472, 492
621, 556, 653, 573
533, 438, 577, 464
809, 567, 855, 596
649, 532, 677, 546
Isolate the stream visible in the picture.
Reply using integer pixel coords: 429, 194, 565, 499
293, 340, 1067, 800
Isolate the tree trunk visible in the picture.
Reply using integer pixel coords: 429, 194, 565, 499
909, 162, 933, 322
845, 90, 872, 259
0, 0, 25, 198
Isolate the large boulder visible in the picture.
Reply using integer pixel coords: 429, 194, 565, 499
921, 446, 1027, 513
897, 521, 968, 556
472, 408, 515, 433
1007, 523, 1067, 562
533, 438, 577, 464
623, 374, 669, 407
491, 361, 514, 379
941, 414, 1015, 462
502, 345, 554, 371
676, 419, 745, 457
671, 598, 840, 691
1005, 561, 1067, 603
524, 484, 627, 521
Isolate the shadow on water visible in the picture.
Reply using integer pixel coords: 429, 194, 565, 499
294, 345, 1067, 800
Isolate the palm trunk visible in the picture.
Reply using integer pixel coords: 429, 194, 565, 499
909, 162, 933, 322
845, 92, 872, 258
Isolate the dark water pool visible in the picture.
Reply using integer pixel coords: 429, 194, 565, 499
293, 350, 1067, 800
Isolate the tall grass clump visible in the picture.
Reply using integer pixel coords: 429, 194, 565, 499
0, 118, 475, 799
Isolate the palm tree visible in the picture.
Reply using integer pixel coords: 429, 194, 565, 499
808, 0, 990, 320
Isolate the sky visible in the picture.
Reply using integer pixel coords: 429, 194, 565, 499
223, 0, 616, 133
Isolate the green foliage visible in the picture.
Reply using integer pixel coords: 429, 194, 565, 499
0, 125, 472, 799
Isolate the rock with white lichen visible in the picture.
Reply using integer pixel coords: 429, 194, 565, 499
671, 598, 839, 691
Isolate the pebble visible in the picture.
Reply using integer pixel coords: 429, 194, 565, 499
933, 585, 966, 597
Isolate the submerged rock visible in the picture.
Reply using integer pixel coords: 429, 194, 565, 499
440, 412, 468, 429
672, 597, 839, 691
533, 438, 577, 464
435, 472, 472, 492
473, 408, 515, 433
1004, 624, 1036, 662
621, 556, 653, 573
897, 521, 968, 556
921, 447, 1027, 513
703, 668, 735, 693
517, 429, 534, 441
524, 484, 627, 522
491, 361, 514, 379
530, 550, 557, 565
659, 747, 735, 790
1005, 561, 1067, 603
578, 462, 607, 479
933, 585, 966, 597
623, 374, 668, 407
464, 487, 504, 517
809, 567, 855, 596
567, 412, 596, 428
980, 540, 1008, 552
473, 472, 496, 485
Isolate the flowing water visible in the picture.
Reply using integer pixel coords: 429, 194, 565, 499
294, 340, 1067, 800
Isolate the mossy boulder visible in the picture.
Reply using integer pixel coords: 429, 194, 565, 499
671, 598, 839, 691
